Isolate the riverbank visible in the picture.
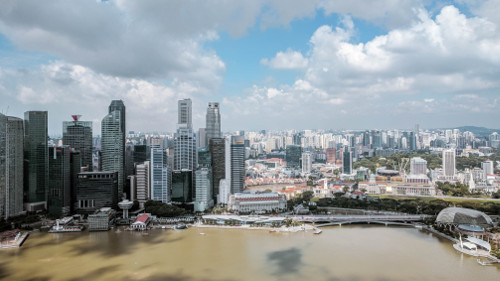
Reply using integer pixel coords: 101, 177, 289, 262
193, 222, 316, 232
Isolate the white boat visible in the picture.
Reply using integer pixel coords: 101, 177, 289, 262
313, 229, 322, 234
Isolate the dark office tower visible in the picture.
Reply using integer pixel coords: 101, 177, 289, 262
75, 171, 118, 214
48, 146, 71, 216
342, 149, 352, 175
205, 102, 221, 145
24, 111, 48, 204
62, 115, 92, 170
171, 170, 193, 203
108, 100, 126, 137
285, 145, 302, 168
101, 110, 124, 200
209, 138, 225, 201
133, 144, 147, 163
198, 147, 211, 167
0, 114, 24, 219
230, 135, 245, 194
69, 149, 82, 212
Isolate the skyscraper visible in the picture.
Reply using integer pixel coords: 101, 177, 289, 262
194, 167, 213, 212
178, 99, 192, 129
101, 109, 124, 199
205, 102, 221, 145
0, 114, 24, 219
63, 115, 92, 170
326, 148, 336, 164
285, 145, 302, 168
135, 161, 150, 208
302, 152, 312, 173
218, 136, 231, 204
151, 148, 171, 203
230, 135, 245, 194
342, 149, 352, 175
24, 111, 49, 204
442, 149, 456, 179
209, 138, 225, 201
48, 146, 71, 216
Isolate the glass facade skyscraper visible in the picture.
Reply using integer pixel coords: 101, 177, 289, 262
101, 109, 124, 199
0, 114, 24, 219
151, 148, 171, 203
230, 135, 245, 194
205, 102, 221, 145
63, 118, 92, 170
24, 111, 49, 203
48, 145, 71, 216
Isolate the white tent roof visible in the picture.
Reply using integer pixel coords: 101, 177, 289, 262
466, 237, 491, 251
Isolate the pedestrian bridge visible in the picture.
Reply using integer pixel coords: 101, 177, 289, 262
292, 215, 429, 226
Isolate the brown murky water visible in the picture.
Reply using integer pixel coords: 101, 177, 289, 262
0, 226, 498, 281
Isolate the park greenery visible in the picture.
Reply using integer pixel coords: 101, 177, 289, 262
288, 190, 500, 216
144, 200, 187, 217
353, 149, 500, 174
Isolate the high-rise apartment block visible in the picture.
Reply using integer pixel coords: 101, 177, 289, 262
24, 111, 49, 204
442, 149, 456, 179
326, 148, 336, 164
0, 114, 24, 219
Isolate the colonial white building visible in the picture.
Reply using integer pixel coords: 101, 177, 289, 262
228, 192, 287, 213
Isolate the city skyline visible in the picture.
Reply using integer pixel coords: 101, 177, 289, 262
1, 1, 500, 134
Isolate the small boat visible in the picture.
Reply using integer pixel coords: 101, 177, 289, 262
313, 229, 322, 234
174, 223, 187, 230
142, 232, 149, 236
269, 229, 277, 233
199, 233, 206, 236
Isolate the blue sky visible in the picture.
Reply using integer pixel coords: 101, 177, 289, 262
0, 0, 499, 135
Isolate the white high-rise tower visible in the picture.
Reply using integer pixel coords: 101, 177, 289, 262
442, 149, 456, 180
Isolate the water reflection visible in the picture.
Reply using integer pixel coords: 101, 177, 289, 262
268, 247, 303, 275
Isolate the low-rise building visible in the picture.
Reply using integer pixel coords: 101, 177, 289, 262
131, 213, 151, 230
228, 192, 287, 213
88, 207, 116, 231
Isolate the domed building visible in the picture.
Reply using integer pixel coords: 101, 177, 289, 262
436, 207, 493, 228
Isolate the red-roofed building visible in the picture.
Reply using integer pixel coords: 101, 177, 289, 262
131, 213, 151, 230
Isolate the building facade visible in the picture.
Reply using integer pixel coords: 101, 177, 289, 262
301, 152, 312, 173
205, 102, 221, 145
0, 114, 24, 219
442, 149, 456, 179
231, 135, 245, 194
151, 148, 171, 203
62, 117, 92, 171
48, 146, 71, 216
285, 145, 302, 169
194, 167, 214, 212
135, 161, 150, 208
228, 192, 287, 213
101, 110, 124, 200
75, 171, 118, 214
24, 111, 49, 204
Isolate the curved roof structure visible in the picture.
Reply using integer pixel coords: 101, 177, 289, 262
436, 207, 493, 227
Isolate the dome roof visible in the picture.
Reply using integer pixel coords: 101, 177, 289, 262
436, 207, 493, 227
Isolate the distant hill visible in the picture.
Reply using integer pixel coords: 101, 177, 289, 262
453, 126, 500, 137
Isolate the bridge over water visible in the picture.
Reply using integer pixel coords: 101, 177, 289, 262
292, 215, 429, 227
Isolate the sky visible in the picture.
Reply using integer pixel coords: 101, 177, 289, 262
1, 0, 500, 135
